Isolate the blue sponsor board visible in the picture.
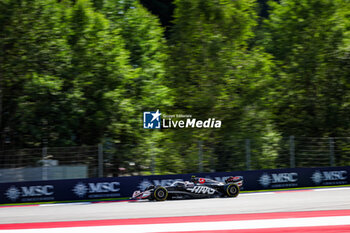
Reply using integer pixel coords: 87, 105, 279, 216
0, 166, 349, 204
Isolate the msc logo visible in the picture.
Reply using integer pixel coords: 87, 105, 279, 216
259, 173, 298, 188
5, 185, 54, 201
72, 182, 88, 198
311, 170, 347, 185
259, 173, 272, 187
143, 110, 161, 129
73, 182, 120, 198
5, 186, 20, 201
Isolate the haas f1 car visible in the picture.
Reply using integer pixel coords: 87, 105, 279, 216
131, 176, 243, 201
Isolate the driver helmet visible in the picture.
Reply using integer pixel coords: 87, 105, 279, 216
191, 175, 197, 183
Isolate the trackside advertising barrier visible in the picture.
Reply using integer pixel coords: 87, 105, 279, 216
0, 166, 349, 204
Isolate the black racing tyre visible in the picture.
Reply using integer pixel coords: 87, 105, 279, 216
153, 186, 168, 201
225, 183, 239, 197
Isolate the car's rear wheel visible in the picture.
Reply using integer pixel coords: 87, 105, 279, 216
153, 186, 168, 201
225, 183, 239, 197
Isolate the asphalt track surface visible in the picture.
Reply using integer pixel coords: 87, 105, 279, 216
1, 187, 350, 224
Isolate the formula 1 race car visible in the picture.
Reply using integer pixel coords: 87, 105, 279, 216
131, 176, 243, 201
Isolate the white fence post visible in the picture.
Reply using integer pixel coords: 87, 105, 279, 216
290, 136, 295, 168
98, 144, 103, 177
245, 139, 251, 170
198, 140, 203, 172
42, 146, 48, 180
329, 137, 335, 166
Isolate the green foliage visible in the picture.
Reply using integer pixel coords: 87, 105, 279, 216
262, 0, 350, 137
15, 74, 66, 146
0, 0, 72, 147
1, 0, 349, 174
66, 0, 132, 145
260, 0, 350, 165
168, 0, 258, 114
166, 0, 276, 171
98, 0, 171, 175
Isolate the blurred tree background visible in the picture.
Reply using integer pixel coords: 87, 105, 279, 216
0, 0, 349, 175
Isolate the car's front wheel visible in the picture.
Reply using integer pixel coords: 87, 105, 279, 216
225, 183, 239, 197
153, 186, 168, 201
